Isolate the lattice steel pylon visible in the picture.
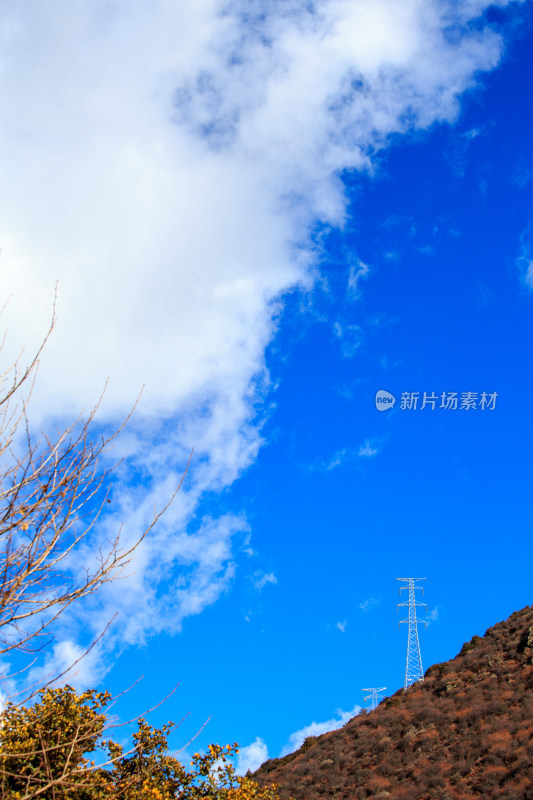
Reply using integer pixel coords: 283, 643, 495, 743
362, 687, 387, 711
397, 578, 427, 690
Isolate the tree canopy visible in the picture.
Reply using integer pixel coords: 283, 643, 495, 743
0, 681, 280, 799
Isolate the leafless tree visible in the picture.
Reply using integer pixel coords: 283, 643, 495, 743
0, 308, 187, 675
0, 306, 196, 799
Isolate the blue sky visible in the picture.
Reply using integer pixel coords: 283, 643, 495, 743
0, 0, 532, 776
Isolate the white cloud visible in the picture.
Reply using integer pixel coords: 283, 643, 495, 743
236, 738, 269, 775
252, 571, 278, 592
347, 259, 371, 298
322, 448, 348, 471
317, 440, 377, 470
516, 225, 533, 289
359, 598, 379, 612
358, 440, 378, 457
525, 261, 533, 289
0, 0, 521, 680
336, 620, 347, 633
463, 127, 482, 140
333, 321, 364, 358
27, 639, 108, 693
280, 704, 360, 757
0, 660, 16, 712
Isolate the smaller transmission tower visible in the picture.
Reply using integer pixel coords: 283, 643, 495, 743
397, 578, 427, 690
362, 687, 386, 711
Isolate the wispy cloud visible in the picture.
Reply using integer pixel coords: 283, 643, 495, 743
445, 125, 485, 175
513, 158, 533, 189
236, 738, 269, 775
280, 704, 361, 757
359, 598, 379, 612
0, 0, 519, 681
321, 448, 349, 472
474, 284, 496, 308
517, 225, 533, 289
358, 440, 379, 458
463, 127, 482, 141
252, 571, 278, 592
28, 639, 108, 694
347, 259, 370, 298
333, 321, 364, 358
522, 260, 533, 290
336, 620, 347, 633
316, 439, 378, 472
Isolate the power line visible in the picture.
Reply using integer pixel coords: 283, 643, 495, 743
397, 577, 427, 690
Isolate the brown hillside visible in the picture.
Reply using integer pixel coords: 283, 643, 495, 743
253, 605, 533, 800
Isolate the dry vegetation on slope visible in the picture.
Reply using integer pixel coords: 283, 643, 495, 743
253, 605, 533, 800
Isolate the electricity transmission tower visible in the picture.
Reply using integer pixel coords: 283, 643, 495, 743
362, 687, 386, 711
397, 578, 427, 690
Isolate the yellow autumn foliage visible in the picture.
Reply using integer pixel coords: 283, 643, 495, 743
0, 687, 281, 800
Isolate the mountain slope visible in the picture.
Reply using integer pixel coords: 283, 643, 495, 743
253, 605, 533, 800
